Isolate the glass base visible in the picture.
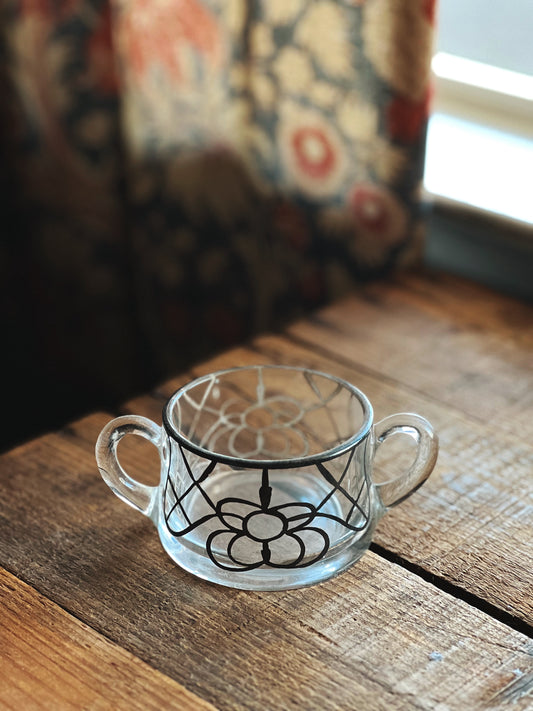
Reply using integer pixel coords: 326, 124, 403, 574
157, 469, 378, 591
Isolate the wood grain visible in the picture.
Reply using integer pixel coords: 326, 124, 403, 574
0, 568, 216, 711
286, 272, 533, 439
0, 414, 532, 710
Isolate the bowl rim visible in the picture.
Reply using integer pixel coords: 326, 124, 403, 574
162, 365, 374, 469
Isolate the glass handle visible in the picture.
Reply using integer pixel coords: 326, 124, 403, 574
373, 413, 438, 509
95, 415, 162, 517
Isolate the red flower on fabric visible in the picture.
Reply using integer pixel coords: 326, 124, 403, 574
291, 127, 336, 180
121, 0, 222, 83
349, 183, 407, 246
279, 105, 346, 198
351, 187, 388, 234
386, 87, 432, 143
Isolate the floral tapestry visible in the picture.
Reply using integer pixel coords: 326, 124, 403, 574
1, 0, 436, 415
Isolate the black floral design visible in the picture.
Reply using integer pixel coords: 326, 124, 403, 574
164, 446, 370, 571
162, 367, 372, 571
205, 473, 330, 571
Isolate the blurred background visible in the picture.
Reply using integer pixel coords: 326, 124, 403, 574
1, 0, 531, 451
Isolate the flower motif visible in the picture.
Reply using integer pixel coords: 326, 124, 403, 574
319, 183, 409, 269
119, 0, 223, 85
278, 103, 347, 199
206, 497, 329, 571
292, 128, 336, 179
349, 183, 407, 247
207, 395, 308, 459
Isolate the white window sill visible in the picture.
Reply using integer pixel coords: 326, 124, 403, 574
424, 53, 533, 230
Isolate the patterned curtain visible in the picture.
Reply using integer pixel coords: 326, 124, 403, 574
0, 0, 435, 414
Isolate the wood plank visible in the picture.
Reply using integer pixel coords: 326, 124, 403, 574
0, 568, 216, 711
0, 414, 532, 710
380, 271, 533, 339
286, 271, 533, 439
123, 339, 533, 627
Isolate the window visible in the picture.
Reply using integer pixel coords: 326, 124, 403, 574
436, 0, 533, 75
424, 1, 533, 228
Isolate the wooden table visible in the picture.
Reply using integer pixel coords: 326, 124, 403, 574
1, 270, 532, 710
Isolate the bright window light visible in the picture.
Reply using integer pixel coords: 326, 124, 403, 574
432, 52, 533, 103
425, 113, 533, 225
